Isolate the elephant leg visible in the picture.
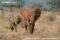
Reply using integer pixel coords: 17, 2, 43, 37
28, 15, 35, 34
9, 22, 14, 31
13, 22, 17, 32
10, 25, 14, 31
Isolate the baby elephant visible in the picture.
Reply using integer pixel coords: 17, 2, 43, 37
9, 14, 21, 32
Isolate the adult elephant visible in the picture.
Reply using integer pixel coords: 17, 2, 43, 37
20, 6, 41, 34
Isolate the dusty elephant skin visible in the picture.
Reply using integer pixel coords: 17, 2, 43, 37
28, 8, 41, 34
20, 6, 41, 34
8, 6, 41, 34
9, 14, 22, 32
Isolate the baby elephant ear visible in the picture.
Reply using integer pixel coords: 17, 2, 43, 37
17, 17, 22, 24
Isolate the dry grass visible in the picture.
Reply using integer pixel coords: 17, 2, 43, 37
0, 10, 60, 40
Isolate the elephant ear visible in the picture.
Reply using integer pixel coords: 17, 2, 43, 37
17, 17, 22, 24
34, 8, 41, 21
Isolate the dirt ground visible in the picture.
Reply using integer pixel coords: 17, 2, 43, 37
0, 10, 60, 40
